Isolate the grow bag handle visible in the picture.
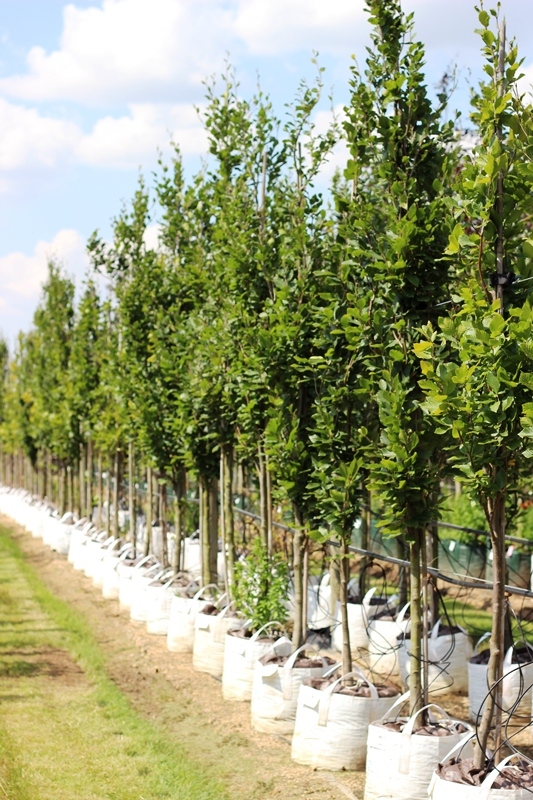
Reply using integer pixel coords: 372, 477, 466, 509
250, 621, 286, 642
396, 602, 410, 625
191, 583, 219, 608
378, 689, 410, 721
132, 554, 155, 571
430, 618, 469, 640
213, 601, 237, 643
474, 631, 491, 654
400, 703, 453, 775
427, 732, 477, 796
317, 667, 379, 727
480, 754, 524, 800
282, 645, 308, 700
362, 586, 378, 606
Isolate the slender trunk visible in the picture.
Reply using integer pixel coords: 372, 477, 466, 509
397, 535, 408, 608
200, 477, 210, 587
106, 456, 111, 533
474, 493, 506, 767
257, 445, 268, 549
340, 534, 352, 676
428, 519, 440, 625
360, 486, 371, 595
329, 545, 340, 613
144, 466, 152, 558
266, 452, 273, 556
222, 445, 235, 594
97, 452, 103, 526
86, 437, 93, 521
113, 448, 120, 538
79, 444, 85, 519
208, 478, 219, 585
161, 482, 168, 568
172, 483, 182, 575
292, 506, 305, 648
409, 532, 425, 727
67, 465, 73, 512
47, 452, 52, 503
60, 465, 67, 515
421, 529, 429, 708
128, 441, 135, 550
302, 538, 309, 639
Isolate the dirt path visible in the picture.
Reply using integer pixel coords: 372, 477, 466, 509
2, 517, 363, 800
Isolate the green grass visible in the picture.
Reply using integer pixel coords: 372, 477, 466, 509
0, 523, 229, 800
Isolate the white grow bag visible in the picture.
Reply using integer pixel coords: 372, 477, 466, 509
399, 619, 473, 695
118, 555, 159, 612
145, 575, 197, 636
192, 604, 245, 677
130, 568, 171, 623
166, 584, 220, 654
469, 639, 533, 722
101, 544, 133, 600
367, 602, 410, 678
364, 698, 473, 800
332, 587, 389, 654
291, 668, 400, 771
251, 646, 336, 735
222, 623, 292, 702
428, 738, 530, 800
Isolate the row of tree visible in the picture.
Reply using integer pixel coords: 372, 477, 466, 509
2, 0, 533, 765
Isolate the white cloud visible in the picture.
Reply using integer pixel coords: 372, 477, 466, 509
76, 103, 207, 168
234, 0, 368, 56
0, 229, 90, 343
0, 0, 233, 106
0, 98, 80, 179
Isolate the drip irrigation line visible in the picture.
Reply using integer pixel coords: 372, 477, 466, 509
326, 539, 533, 600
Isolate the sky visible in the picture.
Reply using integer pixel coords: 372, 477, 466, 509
1, 0, 533, 345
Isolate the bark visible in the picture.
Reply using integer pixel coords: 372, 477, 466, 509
208, 478, 219, 585
409, 533, 425, 727
222, 445, 235, 597
60, 465, 67, 515
79, 444, 85, 519
105, 457, 111, 534
128, 441, 135, 551
328, 545, 341, 613
46, 452, 52, 503
340, 534, 352, 677
397, 535, 409, 608
428, 522, 440, 625
97, 452, 103, 526
360, 487, 371, 596
292, 506, 305, 648
161, 482, 168, 568
144, 466, 152, 558
266, 452, 273, 556
200, 477, 210, 587
113, 448, 120, 538
86, 438, 93, 521
474, 493, 506, 768
67, 465, 73, 513
257, 444, 268, 549
302, 539, 309, 639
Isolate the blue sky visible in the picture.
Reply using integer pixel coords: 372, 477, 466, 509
1, 0, 533, 344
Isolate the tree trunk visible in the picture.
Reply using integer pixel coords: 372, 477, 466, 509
79, 444, 85, 519
266, 451, 273, 556
474, 493, 506, 768
67, 465, 73, 513
200, 476, 209, 587
257, 444, 268, 549
105, 456, 111, 533
208, 478, 219, 585
97, 452, 103, 526
360, 486, 371, 596
143, 466, 152, 557
329, 545, 340, 614
292, 506, 305, 648
161, 482, 168, 568
428, 521, 440, 625
340, 534, 352, 676
302, 538, 309, 639
222, 445, 235, 594
113, 448, 120, 538
128, 441, 135, 551
172, 487, 182, 574
397, 535, 408, 608
409, 532, 425, 728
86, 437, 93, 521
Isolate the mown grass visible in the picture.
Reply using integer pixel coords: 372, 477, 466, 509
0, 523, 229, 800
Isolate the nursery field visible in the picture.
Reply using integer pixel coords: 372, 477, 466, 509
0, 517, 362, 800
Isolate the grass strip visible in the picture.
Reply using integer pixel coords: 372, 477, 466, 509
0, 523, 229, 800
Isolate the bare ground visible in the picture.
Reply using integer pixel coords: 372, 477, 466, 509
1, 516, 364, 800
